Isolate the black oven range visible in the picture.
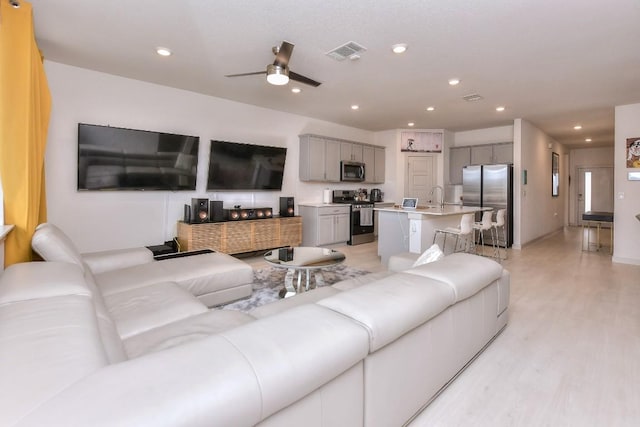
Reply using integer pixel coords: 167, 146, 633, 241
332, 190, 375, 245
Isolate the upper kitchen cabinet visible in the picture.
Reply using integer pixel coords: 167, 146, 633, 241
374, 147, 385, 183
340, 142, 363, 162
363, 145, 386, 183
492, 142, 513, 164
449, 146, 471, 184
449, 142, 512, 184
300, 134, 384, 183
470, 142, 513, 165
299, 135, 341, 182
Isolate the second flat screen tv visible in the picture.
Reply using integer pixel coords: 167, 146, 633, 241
207, 140, 287, 191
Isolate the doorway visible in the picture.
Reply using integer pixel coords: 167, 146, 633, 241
405, 155, 436, 205
576, 167, 614, 225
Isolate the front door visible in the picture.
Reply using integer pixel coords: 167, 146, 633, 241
576, 167, 614, 225
406, 155, 436, 206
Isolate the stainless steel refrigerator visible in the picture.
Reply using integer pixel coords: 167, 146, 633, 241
463, 164, 513, 247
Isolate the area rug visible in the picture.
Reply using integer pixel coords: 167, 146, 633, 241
221, 265, 370, 312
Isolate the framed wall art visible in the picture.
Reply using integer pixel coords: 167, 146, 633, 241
401, 131, 443, 153
626, 137, 640, 168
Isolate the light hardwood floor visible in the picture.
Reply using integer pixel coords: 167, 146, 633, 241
243, 227, 640, 426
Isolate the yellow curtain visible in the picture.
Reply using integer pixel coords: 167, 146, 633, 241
0, 0, 51, 267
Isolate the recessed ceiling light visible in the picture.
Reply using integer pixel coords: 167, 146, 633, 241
585, 138, 592, 142
156, 47, 172, 57
448, 78, 461, 86
291, 87, 301, 94
351, 104, 359, 110
496, 106, 506, 112
426, 106, 435, 112
407, 122, 415, 127
391, 43, 408, 54
574, 125, 582, 130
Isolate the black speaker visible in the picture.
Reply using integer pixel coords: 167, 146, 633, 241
191, 198, 209, 223
183, 204, 191, 223
209, 200, 225, 222
280, 197, 295, 217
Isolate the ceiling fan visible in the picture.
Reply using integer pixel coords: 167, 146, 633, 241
225, 41, 321, 87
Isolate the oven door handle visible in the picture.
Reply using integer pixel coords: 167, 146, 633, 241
358, 165, 365, 180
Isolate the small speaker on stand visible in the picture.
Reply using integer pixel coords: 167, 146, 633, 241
191, 198, 209, 223
183, 204, 191, 223
279, 197, 295, 217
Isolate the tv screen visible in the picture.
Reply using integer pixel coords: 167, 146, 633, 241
207, 140, 287, 191
77, 123, 199, 191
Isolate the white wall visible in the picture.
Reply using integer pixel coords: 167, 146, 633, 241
567, 147, 614, 225
516, 119, 567, 246
613, 103, 640, 265
44, 61, 378, 252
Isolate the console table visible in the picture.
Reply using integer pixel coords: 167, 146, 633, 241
177, 217, 302, 255
581, 211, 613, 254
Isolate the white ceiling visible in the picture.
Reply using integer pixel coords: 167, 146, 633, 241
28, 0, 640, 148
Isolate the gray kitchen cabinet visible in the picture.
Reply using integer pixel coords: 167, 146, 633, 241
492, 142, 513, 164
299, 135, 341, 182
374, 147, 385, 183
341, 142, 363, 162
300, 204, 350, 246
363, 146, 375, 183
363, 146, 385, 184
450, 142, 513, 184
449, 146, 471, 184
471, 145, 493, 165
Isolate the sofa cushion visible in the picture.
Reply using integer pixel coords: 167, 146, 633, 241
104, 282, 208, 339
82, 247, 154, 274
331, 271, 393, 291
0, 261, 90, 303
124, 309, 255, 358
0, 295, 109, 426
96, 252, 253, 298
404, 252, 503, 302
220, 304, 370, 420
317, 272, 455, 352
31, 223, 86, 272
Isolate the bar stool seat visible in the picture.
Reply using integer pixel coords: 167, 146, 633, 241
473, 210, 496, 259
433, 213, 475, 255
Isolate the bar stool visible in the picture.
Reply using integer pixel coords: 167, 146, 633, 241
473, 210, 496, 258
492, 209, 507, 260
433, 213, 475, 255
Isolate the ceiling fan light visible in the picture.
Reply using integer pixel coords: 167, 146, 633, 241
266, 64, 289, 85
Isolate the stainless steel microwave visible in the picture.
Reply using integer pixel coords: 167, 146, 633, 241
341, 161, 365, 182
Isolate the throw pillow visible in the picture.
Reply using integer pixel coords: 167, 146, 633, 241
412, 243, 444, 267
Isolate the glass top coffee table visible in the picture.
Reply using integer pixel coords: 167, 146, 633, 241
263, 247, 346, 298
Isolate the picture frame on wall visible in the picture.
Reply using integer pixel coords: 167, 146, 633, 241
551, 152, 559, 197
626, 137, 640, 168
400, 131, 442, 153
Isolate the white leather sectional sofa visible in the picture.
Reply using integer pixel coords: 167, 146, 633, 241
0, 232, 509, 426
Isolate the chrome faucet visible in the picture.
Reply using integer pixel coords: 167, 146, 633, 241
429, 185, 444, 209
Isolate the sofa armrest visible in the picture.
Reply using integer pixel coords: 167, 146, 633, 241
82, 247, 154, 274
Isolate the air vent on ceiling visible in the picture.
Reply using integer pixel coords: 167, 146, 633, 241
463, 94, 484, 102
326, 41, 367, 61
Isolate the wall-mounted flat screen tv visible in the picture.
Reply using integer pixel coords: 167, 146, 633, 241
77, 123, 199, 191
207, 140, 287, 191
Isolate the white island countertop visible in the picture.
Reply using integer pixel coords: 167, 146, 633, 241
375, 205, 488, 216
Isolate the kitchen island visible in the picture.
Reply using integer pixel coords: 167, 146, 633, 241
375, 205, 489, 265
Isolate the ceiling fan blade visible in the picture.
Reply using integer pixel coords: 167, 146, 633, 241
225, 71, 266, 78
289, 71, 322, 87
274, 41, 294, 67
